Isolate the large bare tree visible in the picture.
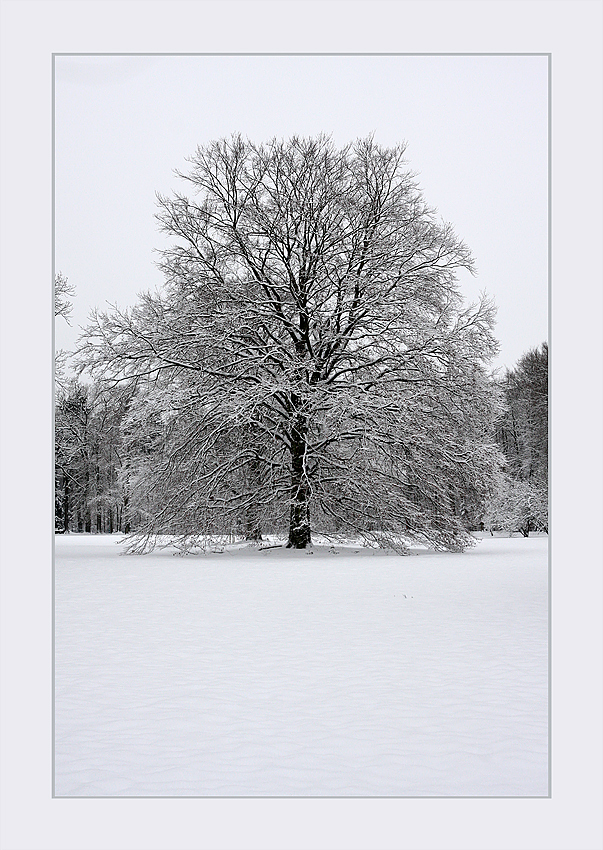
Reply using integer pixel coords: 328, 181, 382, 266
79, 135, 502, 551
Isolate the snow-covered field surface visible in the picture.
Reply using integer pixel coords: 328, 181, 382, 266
54, 534, 548, 797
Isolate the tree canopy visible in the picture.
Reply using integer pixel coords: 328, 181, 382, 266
78, 135, 502, 551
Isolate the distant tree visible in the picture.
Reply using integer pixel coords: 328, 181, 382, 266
54, 272, 75, 323
488, 343, 548, 535
484, 473, 548, 537
54, 272, 77, 395
55, 380, 91, 533
497, 343, 548, 482
79, 135, 502, 551
55, 379, 131, 534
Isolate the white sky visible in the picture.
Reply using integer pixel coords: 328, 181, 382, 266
54, 54, 548, 371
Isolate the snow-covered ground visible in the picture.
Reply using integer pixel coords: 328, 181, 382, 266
54, 534, 548, 797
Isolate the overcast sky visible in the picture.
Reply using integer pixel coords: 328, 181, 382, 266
54, 54, 549, 371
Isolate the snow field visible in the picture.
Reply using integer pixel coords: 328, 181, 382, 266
54, 535, 548, 797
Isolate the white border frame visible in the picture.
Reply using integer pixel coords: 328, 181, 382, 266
1, 2, 602, 849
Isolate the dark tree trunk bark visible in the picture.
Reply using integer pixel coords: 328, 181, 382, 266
244, 457, 262, 541
287, 410, 312, 548
63, 476, 69, 533
84, 466, 91, 532
95, 464, 101, 533
245, 522, 263, 542
123, 494, 130, 534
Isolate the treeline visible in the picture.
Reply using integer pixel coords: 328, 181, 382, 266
55, 380, 132, 534
487, 342, 548, 536
55, 272, 134, 534
55, 343, 548, 540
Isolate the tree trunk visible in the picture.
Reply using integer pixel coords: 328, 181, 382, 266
287, 411, 312, 548
123, 494, 131, 534
244, 456, 262, 541
84, 465, 91, 531
244, 503, 262, 541
245, 520, 263, 541
63, 476, 69, 533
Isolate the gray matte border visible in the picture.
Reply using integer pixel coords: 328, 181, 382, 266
52, 51, 56, 799
547, 52, 552, 797
52, 51, 552, 800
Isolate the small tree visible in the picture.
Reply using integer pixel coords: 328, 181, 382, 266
54, 272, 75, 323
55, 273, 76, 395
79, 135, 502, 551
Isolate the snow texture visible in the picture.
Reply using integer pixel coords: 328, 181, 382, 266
54, 534, 548, 797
